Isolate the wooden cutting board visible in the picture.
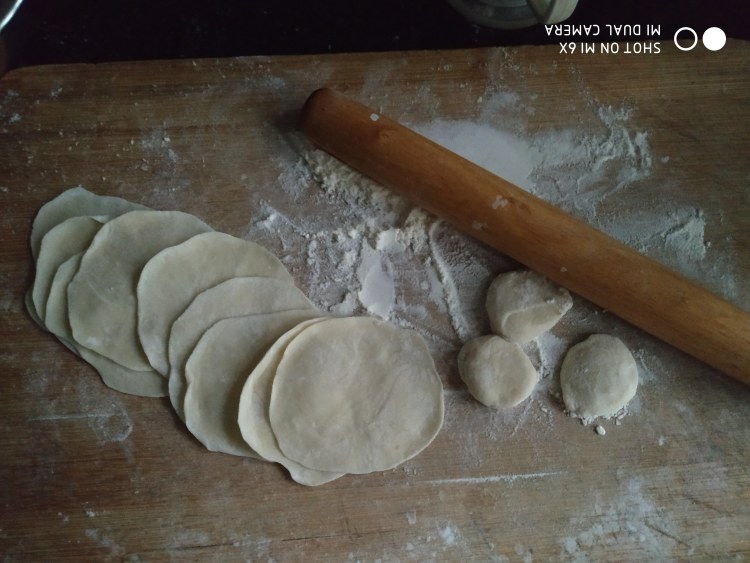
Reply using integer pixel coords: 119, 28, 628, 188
1, 40, 749, 561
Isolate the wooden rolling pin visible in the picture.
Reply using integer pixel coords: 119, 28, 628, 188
300, 88, 750, 386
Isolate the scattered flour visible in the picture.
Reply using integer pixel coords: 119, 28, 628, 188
272, 100, 731, 358
26, 373, 133, 444
85, 528, 125, 558
413, 120, 539, 191
438, 524, 457, 546
515, 544, 534, 563
357, 239, 396, 319
74, 383, 133, 444
253, 91, 738, 450
426, 471, 563, 486
559, 476, 682, 561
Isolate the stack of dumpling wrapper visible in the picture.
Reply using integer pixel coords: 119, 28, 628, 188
26, 188, 444, 486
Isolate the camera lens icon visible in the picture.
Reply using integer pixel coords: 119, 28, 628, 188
703, 27, 727, 51
674, 27, 726, 51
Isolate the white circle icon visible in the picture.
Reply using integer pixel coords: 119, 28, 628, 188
674, 27, 698, 51
703, 27, 727, 51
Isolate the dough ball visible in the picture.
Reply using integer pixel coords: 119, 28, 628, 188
486, 270, 572, 342
457, 335, 538, 409
560, 334, 638, 419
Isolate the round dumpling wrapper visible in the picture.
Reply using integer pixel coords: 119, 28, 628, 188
269, 317, 444, 474
32, 216, 106, 322
46, 253, 166, 397
237, 318, 343, 486
137, 231, 294, 377
167, 277, 317, 420
183, 309, 320, 458
30, 186, 147, 259
67, 210, 212, 371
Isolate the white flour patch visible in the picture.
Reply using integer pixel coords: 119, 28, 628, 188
31, 409, 132, 443
230, 534, 273, 555
28, 379, 132, 444
85, 528, 125, 558
74, 380, 133, 444
426, 471, 564, 486
515, 544, 534, 563
397, 523, 469, 560
138, 126, 178, 164
427, 221, 497, 342
171, 529, 210, 547
438, 524, 457, 546
414, 120, 539, 191
23, 363, 133, 444
132, 125, 190, 206
357, 239, 396, 319
600, 207, 706, 268
253, 135, 445, 342
532, 331, 569, 380
558, 476, 682, 560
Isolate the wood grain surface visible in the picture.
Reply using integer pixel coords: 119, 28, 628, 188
1, 41, 749, 561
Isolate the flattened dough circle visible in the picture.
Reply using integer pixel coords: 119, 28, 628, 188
183, 309, 318, 457
32, 216, 107, 322
67, 210, 212, 371
45, 253, 84, 342
46, 253, 166, 397
168, 277, 317, 420
269, 317, 444, 474
30, 186, 147, 259
137, 231, 294, 376
238, 318, 343, 486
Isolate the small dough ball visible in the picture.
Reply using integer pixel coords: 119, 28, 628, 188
486, 270, 572, 342
560, 334, 638, 419
457, 335, 539, 409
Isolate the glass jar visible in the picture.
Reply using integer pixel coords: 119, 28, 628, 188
446, 0, 578, 29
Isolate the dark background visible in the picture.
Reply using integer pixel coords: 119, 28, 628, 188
1, 0, 748, 71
